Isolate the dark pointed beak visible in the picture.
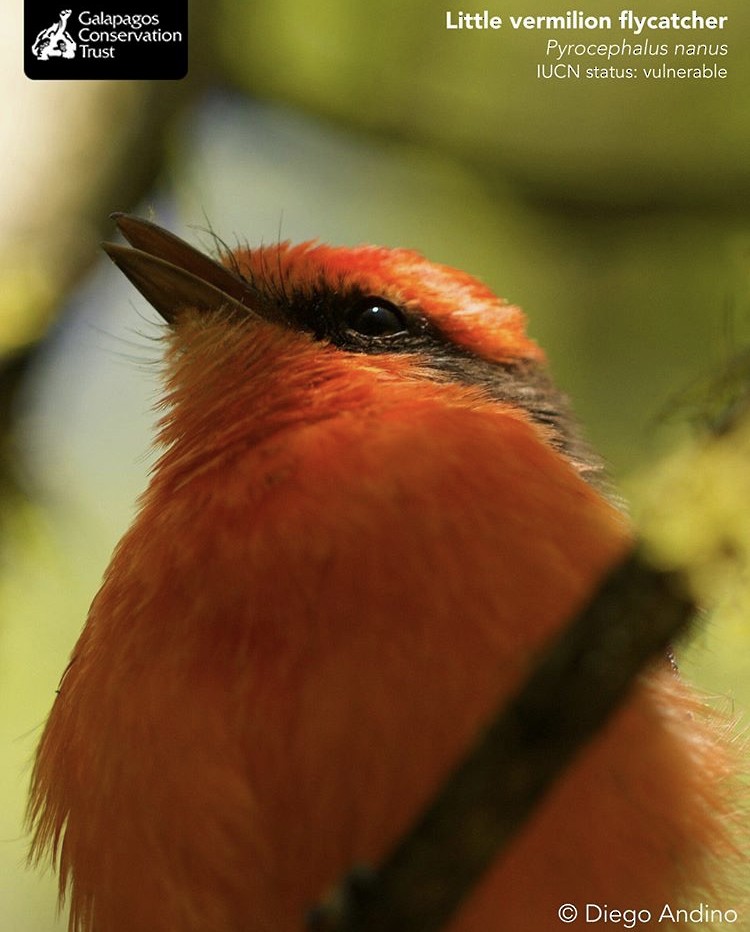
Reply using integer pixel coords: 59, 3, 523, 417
102, 214, 261, 324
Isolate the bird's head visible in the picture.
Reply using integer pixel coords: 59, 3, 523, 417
104, 215, 603, 484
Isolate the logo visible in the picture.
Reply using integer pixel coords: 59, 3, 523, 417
32, 9, 77, 60
25, 2, 188, 80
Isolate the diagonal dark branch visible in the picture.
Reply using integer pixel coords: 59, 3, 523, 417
308, 547, 696, 932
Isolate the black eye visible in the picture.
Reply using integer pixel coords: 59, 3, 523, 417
346, 298, 408, 337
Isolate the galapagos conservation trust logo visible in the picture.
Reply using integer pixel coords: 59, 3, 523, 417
25, 1, 187, 79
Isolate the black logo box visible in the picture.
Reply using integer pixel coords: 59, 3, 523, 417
25, 1, 188, 80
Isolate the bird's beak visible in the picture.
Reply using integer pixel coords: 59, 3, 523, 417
102, 214, 260, 324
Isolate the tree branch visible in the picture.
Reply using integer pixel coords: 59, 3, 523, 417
308, 548, 696, 932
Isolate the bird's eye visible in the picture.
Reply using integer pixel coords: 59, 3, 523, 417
346, 298, 408, 337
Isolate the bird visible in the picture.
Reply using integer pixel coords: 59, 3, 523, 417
28, 214, 745, 932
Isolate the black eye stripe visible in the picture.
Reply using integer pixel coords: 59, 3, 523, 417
250, 281, 607, 490
280, 286, 421, 346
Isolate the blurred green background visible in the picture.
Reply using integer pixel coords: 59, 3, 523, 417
3, 0, 749, 928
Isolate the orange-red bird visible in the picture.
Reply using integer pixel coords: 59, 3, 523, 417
29, 215, 745, 931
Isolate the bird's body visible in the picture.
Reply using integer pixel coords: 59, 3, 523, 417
30, 221, 744, 931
